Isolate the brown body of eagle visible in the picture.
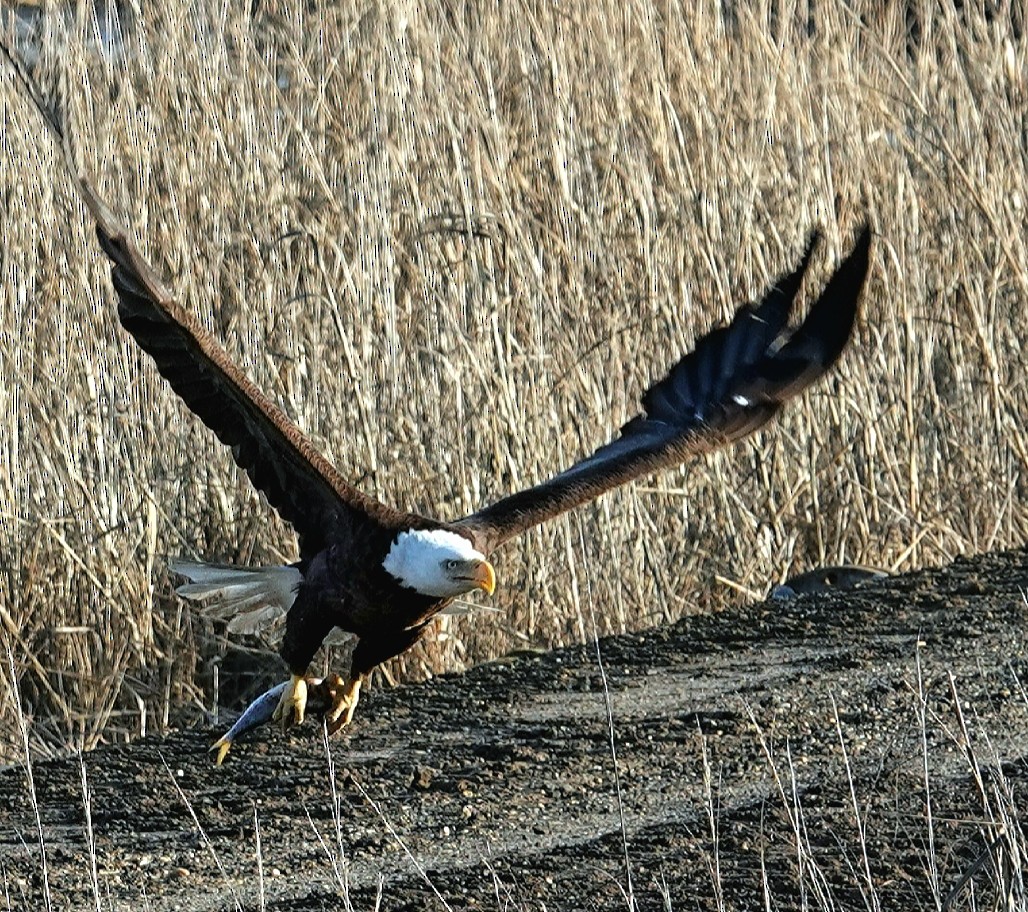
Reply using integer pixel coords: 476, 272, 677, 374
80, 178, 871, 744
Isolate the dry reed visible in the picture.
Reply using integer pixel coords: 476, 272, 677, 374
1, 0, 1026, 760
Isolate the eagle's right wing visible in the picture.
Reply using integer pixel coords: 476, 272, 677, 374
456, 226, 872, 552
80, 180, 420, 559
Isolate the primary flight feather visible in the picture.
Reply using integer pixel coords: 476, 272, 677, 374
78, 178, 871, 747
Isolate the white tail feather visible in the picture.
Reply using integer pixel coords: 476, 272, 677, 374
226, 605, 287, 635
169, 560, 302, 635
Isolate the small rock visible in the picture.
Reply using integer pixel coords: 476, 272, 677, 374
411, 766, 435, 790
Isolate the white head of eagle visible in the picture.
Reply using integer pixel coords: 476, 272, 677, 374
382, 529, 496, 598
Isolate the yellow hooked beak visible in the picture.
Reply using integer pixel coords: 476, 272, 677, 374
471, 559, 496, 596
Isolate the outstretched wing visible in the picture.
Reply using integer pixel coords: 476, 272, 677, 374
80, 179, 421, 558
456, 226, 872, 552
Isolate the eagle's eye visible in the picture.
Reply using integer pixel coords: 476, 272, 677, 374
445, 559, 460, 571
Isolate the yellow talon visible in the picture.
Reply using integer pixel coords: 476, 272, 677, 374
272, 674, 308, 729
325, 676, 362, 734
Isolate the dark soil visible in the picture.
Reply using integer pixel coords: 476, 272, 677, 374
2, 547, 1028, 911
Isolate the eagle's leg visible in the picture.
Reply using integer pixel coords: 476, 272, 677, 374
272, 674, 308, 729
276, 584, 338, 729
322, 623, 431, 733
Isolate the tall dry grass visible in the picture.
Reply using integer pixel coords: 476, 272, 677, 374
1, 0, 1026, 759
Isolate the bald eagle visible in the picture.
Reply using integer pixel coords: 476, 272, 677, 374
78, 179, 870, 740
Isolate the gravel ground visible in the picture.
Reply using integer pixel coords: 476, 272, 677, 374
1, 547, 1027, 911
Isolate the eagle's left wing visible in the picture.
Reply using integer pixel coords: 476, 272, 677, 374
78, 179, 427, 561
455, 226, 871, 552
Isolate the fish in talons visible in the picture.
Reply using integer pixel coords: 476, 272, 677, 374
212, 674, 349, 766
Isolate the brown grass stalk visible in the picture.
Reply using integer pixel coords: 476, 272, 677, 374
1, 0, 1026, 757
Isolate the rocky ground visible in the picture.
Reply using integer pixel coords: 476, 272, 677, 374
1, 547, 1027, 911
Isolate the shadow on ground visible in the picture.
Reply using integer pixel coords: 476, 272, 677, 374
1, 547, 1027, 910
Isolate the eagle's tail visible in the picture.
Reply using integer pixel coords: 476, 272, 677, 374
169, 560, 301, 635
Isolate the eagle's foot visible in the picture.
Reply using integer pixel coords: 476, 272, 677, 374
272, 673, 308, 730
323, 675, 362, 735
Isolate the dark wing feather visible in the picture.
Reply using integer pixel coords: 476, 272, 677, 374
79, 179, 422, 558
456, 226, 871, 551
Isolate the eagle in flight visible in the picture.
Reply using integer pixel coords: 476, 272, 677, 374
78, 179, 870, 750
